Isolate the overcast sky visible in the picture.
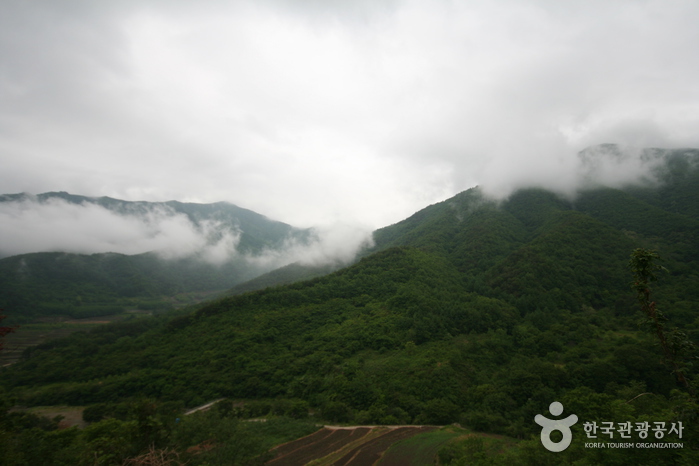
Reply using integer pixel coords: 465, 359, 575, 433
2, 0, 699, 230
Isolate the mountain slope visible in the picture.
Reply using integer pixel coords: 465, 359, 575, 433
3, 247, 519, 410
226, 261, 342, 296
5, 150, 698, 395
0, 193, 314, 322
2, 147, 699, 463
368, 148, 699, 314
0, 251, 259, 320
0, 191, 310, 255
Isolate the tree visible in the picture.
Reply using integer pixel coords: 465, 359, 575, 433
629, 248, 695, 391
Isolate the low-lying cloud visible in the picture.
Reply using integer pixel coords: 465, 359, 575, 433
247, 222, 375, 269
478, 143, 674, 200
0, 197, 240, 264
0, 196, 374, 270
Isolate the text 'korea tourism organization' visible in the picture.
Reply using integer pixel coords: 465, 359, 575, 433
535, 401, 684, 452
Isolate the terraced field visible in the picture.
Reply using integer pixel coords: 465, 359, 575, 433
265, 425, 437, 466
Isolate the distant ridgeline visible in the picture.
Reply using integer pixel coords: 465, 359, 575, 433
0, 193, 313, 322
1, 146, 699, 463
0, 191, 309, 253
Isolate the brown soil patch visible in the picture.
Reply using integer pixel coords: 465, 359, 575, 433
270, 427, 336, 459
267, 427, 371, 465
265, 426, 435, 466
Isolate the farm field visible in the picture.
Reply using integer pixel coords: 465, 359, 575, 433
265, 426, 438, 466
26, 405, 88, 429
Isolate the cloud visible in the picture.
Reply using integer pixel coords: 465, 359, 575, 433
0, 196, 375, 270
1, 0, 698, 229
576, 144, 667, 190
246, 222, 375, 269
479, 143, 673, 200
0, 197, 240, 263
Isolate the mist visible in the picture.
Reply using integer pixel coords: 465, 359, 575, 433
478, 143, 676, 201
0, 197, 240, 264
0, 196, 374, 271
247, 223, 375, 270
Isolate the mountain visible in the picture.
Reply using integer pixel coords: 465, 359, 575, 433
0, 193, 314, 322
0, 191, 310, 255
2, 147, 699, 464
368, 146, 699, 316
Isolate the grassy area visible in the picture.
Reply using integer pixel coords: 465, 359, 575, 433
25, 405, 88, 429
378, 426, 466, 465
434, 429, 521, 465
378, 425, 522, 465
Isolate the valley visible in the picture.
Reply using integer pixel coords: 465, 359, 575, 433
1, 147, 699, 464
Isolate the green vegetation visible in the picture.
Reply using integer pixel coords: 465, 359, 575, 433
1, 148, 699, 463
0, 251, 255, 324
227, 261, 342, 296
0, 193, 314, 324
0, 312, 17, 354
437, 432, 518, 466
0, 397, 319, 465
380, 426, 468, 465
0, 314, 157, 367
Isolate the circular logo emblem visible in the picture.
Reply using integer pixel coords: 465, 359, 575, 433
534, 401, 578, 452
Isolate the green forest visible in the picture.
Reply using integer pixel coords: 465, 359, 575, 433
1, 148, 699, 464
0, 251, 254, 322
0, 193, 314, 324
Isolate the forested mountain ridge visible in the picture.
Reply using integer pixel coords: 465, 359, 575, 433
2, 147, 699, 464
0, 191, 310, 254
368, 146, 699, 318
0, 193, 314, 322
372, 147, 699, 250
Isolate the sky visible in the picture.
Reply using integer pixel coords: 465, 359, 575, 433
2, 0, 699, 235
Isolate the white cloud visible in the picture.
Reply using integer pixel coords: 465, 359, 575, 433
247, 222, 374, 269
0, 0, 698, 229
0, 198, 240, 263
479, 143, 672, 200
0, 196, 375, 270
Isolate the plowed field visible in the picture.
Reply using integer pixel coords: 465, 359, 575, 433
265, 426, 436, 466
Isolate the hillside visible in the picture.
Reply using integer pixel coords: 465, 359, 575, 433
0, 192, 309, 255
1, 147, 699, 464
0, 193, 314, 322
369, 147, 699, 319
0, 251, 256, 321
226, 261, 342, 296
